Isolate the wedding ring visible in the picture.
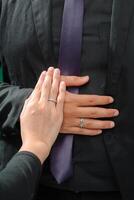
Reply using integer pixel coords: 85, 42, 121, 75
48, 98, 57, 104
80, 118, 85, 128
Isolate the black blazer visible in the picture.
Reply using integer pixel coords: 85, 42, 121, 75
0, 152, 41, 200
0, 0, 134, 199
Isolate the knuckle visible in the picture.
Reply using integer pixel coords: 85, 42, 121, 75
58, 97, 63, 103
90, 95, 99, 102
88, 97, 95, 104
39, 104, 45, 112
89, 110, 97, 117
28, 101, 35, 108
30, 109, 36, 115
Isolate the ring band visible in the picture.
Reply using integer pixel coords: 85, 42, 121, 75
80, 118, 85, 128
48, 98, 57, 104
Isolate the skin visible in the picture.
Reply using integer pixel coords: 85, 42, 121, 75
19, 67, 119, 163
58, 68, 119, 135
20, 67, 66, 164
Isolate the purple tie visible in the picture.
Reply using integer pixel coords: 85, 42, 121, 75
50, 0, 84, 183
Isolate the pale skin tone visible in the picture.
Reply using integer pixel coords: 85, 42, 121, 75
20, 68, 66, 164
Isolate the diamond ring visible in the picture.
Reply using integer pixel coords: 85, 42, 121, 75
80, 118, 85, 128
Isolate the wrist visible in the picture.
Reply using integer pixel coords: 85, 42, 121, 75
19, 141, 50, 164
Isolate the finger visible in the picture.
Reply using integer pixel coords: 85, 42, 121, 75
61, 75, 89, 87
61, 127, 102, 136
75, 118, 115, 130
35, 71, 46, 91
47, 66, 55, 77
57, 81, 66, 112
70, 94, 114, 106
49, 68, 60, 103
76, 107, 119, 118
40, 67, 54, 103
29, 71, 46, 101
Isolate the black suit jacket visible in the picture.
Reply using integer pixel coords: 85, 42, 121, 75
0, 0, 134, 199
0, 152, 41, 200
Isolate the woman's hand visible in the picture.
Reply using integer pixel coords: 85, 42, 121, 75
60, 76, 119, 136
20, 67, 66, 163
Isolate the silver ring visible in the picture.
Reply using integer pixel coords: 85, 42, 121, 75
48, 98, 57, 104
80, 118, 85, 128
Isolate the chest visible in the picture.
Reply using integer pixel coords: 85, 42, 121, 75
1, 0, 134, 92
52, 0, 113, 44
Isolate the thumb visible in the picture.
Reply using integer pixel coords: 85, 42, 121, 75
61, 75, 89, 87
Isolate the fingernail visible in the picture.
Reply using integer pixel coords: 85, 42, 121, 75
55, 68, 60, 74
98, 130, 102, 134
84, 76, 89, 81
42, 71, 46, 75
109, 97, 114, 103
48, 66, 54, 71
110, 122, 115, 128
114, 110, 119, 116
40, 71, 46, 80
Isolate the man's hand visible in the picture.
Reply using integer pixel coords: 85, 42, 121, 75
60, 75, 119, 136
61, 75, 89, 87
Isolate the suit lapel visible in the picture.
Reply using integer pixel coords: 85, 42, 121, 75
30, 0, 134, 88
30, 0, 52, 62
106, 0, 134, 96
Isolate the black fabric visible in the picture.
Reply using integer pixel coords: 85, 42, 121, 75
41, 0, 119, 191
0, 0, 134, 199
35, 186, 122, 200
0, 151, 41, 200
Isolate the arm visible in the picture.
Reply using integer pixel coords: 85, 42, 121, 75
0, 75, 119, 138
0, 68, 66, 200
0, 0, 32, 136
0, 81, 32, 136
0, 152, 41, 200
0, 0, 119, 137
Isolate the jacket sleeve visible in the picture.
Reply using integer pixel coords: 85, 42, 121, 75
0, 0, 33, 137
0, 151, 41, 200
0, 82, 33, 136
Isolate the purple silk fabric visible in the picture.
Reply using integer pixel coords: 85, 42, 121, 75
50, 0, 84, 183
